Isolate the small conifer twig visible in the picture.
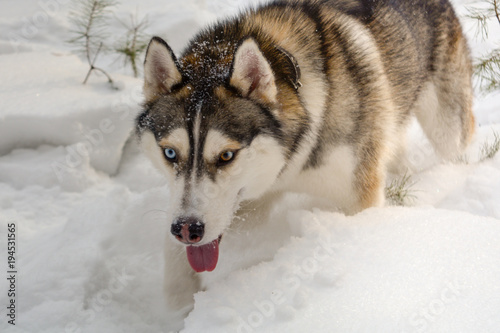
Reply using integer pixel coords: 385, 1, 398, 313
83, 42, 114, 84
68, 0, 116, 85
385, 172, 417, 206
479, 131, 500, 162
467, 0, 500, 94
115, 11, 149, 78
493, 0, 500, 25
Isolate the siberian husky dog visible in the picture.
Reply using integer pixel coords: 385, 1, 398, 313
136, 0, 475, 314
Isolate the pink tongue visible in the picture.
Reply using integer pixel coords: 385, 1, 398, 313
186, 239, 219, 272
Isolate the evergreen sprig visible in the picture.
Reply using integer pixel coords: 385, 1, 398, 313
479, 131, 500, 161
385, 172, 417, 206
68, 0, 117, 85
115, 12, 149, 78
467, 0, 500, 93
475, 50, 500, 93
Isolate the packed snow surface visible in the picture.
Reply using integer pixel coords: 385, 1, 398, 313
1, 0, 499, 332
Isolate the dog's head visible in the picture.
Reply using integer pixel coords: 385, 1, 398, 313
136, 36, 301, 272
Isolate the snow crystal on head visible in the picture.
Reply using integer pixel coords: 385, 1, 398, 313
181, 39, 238, 88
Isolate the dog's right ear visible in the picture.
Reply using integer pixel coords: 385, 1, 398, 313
143, 36, 183, 101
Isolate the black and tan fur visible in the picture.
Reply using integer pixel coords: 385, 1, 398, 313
136, 0, 475, 315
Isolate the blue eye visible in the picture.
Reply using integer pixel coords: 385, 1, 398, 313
164, 148, 177, 161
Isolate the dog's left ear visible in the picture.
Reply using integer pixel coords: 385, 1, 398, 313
143, 36, 183, 102
229, 38, 277, 104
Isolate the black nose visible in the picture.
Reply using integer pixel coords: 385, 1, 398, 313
171, 217, 205, 244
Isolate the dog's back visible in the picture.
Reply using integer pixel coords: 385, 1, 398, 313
182, 0, 474, 157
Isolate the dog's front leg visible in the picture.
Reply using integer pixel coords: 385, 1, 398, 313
163, 238, 200, 315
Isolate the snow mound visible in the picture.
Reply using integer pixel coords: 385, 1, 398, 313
183, 207, 500, 333
0, 51, 141, 176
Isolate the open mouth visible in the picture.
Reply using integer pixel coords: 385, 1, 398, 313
186, 235, 222, 273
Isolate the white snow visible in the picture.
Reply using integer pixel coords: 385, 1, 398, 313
1, 0, 499, 332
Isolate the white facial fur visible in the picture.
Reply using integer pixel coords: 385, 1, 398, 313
140, 130, 187, 224
140, 128, 286, 245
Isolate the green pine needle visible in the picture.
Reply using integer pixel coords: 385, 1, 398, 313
385, 172, 417, 206
479, 131, 500, 161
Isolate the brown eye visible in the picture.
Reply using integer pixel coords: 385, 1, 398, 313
219, 151, 235, 164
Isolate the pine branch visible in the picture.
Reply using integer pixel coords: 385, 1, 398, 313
68, 0, 117, 85
83, 42, 114, 85
468, 0, 500, 94
479, 131, 500, 161
493, 0, 500, 26
115, 11, 149, 77
475, 50, 500, 93
385, 172, 417, 206
467, 8, 491, 39
466, 2, 498, 39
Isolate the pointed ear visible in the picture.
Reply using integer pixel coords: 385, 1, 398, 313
229, 38, 278, 104
143, 36, 183, 101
